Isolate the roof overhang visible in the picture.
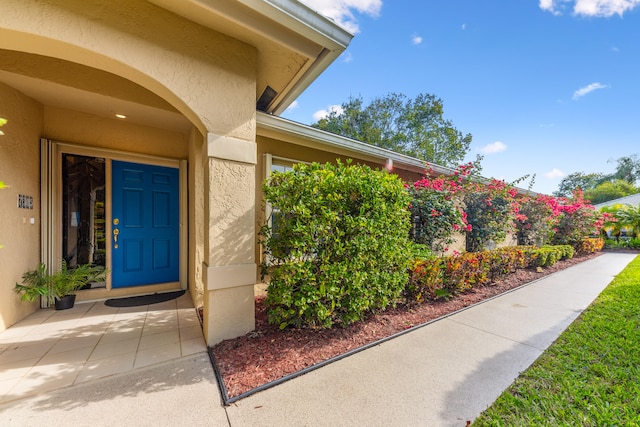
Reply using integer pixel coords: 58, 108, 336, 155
257, 112, 538, 196
258, 111, 446, 176
148, 0, 354, 115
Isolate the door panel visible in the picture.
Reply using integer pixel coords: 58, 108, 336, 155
112, 161, 179, 288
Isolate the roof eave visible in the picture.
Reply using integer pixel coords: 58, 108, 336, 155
256, 112, 538, 197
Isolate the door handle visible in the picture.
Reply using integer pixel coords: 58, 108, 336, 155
113, 228, 119, 249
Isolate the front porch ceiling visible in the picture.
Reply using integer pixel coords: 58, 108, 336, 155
0, 49, 191, 133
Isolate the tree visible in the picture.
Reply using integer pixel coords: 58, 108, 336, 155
556, 154, 640, 198
312, 93, 472, 168
583, 180, 639, 205
553, 172, 604, 197
606, 155, 640, 184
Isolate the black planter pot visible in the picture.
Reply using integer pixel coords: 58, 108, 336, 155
54, 294, 76, 310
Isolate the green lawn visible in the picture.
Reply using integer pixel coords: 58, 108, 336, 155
473, 255, 640, 426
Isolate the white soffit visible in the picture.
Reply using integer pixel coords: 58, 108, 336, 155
148, 0, 354, 114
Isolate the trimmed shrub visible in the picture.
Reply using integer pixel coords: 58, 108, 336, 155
261, 161, 412, 329
407, 245, 576, 303
486, 247, 531, 281
579, 238, 604, 254
528, 245, 574, 267
441, 251, 491, 293
405, 255, 444, 302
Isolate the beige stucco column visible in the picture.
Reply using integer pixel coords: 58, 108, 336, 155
202, 133, 257, 345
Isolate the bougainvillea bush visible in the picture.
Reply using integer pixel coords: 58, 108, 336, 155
261, 161, 413, 329
550, 190, 608, 249
464, 179, 520, 252
515, 195, 558, 246
408, 164, 472, 252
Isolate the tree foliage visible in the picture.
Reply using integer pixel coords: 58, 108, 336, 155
312, 92, 472, 168
555, 154, 640, 198
605, 155, 640, 184
583, 179, 639, 205
553, 172, 604, 197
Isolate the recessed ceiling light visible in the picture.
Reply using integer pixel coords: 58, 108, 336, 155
115, 114, 127, 119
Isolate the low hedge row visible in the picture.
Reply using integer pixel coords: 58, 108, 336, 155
407, 245, 575, 303
529, 245, 574, 267
579, 237, 605, 254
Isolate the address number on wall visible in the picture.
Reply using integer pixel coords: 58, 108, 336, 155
17, 194, 33, 210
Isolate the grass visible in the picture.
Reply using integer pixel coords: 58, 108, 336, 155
473, 255, 640, 426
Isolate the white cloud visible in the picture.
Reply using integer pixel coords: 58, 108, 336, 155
343, 52, 353, 63
572, 82, 609, 100
479, 141, 507, 154
313, 105, 344, 121
461, 23, 467, 30
539, 0, 562, 15
544, 168, 565, 179
411, 34, 423, 45
574, 0, 640, 16
285, 101, 299, 112
539, 0, 640, 16
299, 0, 382, 33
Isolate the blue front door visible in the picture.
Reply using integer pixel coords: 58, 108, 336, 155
111, 161, 179, 288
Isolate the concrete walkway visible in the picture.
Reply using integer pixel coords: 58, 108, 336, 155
0, 252, 636, 426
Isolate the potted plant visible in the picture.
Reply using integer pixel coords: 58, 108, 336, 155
14, 260, 107, 310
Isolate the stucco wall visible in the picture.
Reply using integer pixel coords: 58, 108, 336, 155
0, 83, 44, 331
188, 129, 206, 308
0, 0, 257, 140
208, 159, 256, 267
1, 0, 265, 342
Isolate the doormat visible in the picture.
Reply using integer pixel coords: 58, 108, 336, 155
104, 290, 186, 308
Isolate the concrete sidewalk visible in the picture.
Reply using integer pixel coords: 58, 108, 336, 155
0, 252, 636, 426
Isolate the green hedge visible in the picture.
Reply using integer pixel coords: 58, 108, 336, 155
407, 245, 574, 302
528, 245, 574, 267
261, 161, 412, 329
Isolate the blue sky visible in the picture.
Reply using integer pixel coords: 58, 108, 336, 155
283, 0, 640, 195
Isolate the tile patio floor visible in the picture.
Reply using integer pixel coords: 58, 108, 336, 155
0, 293, 206, 405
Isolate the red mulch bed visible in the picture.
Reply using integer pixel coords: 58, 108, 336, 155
210, 253, 601, 399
